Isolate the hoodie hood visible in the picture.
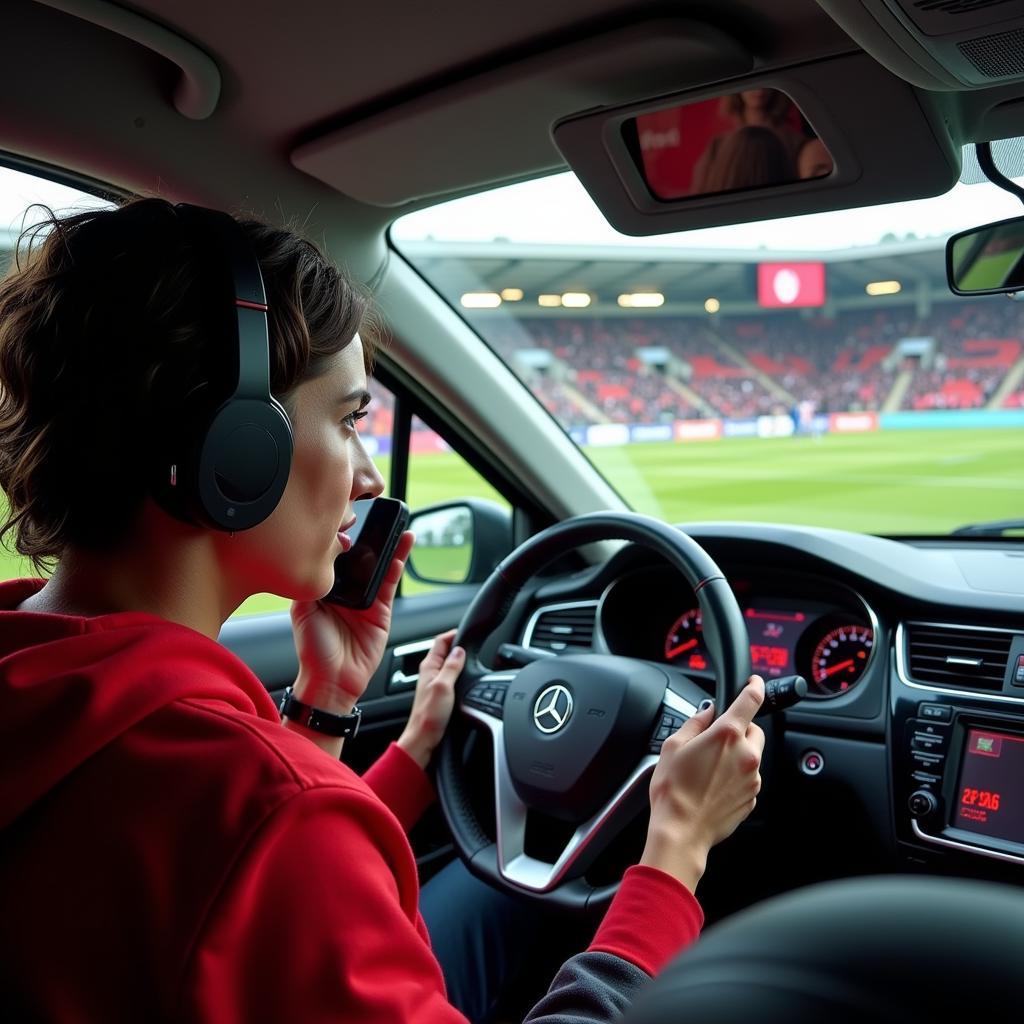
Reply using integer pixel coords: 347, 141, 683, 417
0, 578, 279, 829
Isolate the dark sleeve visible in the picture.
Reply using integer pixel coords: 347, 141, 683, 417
522, 865, 704, 1022
523, 951, 651, 1023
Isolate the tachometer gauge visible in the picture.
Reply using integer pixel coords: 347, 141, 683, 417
665, 608, 706, 667
810, 625, 873, 696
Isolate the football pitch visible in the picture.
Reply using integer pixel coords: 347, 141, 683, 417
1, 427, 1020, 617
584, 426, 1024, 534
395, 426, 1023, 536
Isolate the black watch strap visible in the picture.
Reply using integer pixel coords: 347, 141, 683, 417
279, 687, 361, 738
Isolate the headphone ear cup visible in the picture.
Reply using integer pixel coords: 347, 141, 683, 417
194, 396, 294, 530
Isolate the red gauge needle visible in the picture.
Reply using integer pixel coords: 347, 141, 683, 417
666, 639, 698, 659
823, 659, 854, 677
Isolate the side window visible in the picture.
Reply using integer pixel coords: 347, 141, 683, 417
365, 381, 510, 598
403, 414, 510, 597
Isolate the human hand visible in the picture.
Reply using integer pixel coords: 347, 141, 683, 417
640, 675, 766, 893
397, 629, 465, 769
288, 531, 416, 714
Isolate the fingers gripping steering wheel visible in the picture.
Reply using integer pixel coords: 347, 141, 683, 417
435, 512, 752, 912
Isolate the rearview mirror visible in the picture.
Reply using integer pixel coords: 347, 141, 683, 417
947, 215, 1024, 296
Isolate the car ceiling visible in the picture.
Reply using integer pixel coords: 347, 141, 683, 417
3, 0, 1024, 281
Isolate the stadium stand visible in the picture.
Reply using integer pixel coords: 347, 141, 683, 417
365, 301, 1024, 431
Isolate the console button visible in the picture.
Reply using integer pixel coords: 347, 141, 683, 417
909, 719, 949, 739
800, 750, 824, 776
1013, 655, 1024, 687
908, 719, 950, 755
909, 790, 938, 818
918, 703, 952, 722
912, 733, 947, 754
910, 751, 944, 772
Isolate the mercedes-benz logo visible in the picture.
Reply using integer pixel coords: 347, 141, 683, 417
533, 684, 573, 734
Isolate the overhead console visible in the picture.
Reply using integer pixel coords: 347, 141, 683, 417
815, 0, 1024, 90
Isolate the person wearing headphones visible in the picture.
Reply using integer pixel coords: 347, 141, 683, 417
0, 198, 765, 1022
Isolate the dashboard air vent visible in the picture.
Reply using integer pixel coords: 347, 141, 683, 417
905, 624, 1013, 690
527, 603, 597, 654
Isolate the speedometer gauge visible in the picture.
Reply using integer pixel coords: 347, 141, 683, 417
810, 625, 874, 696
665, 608, 706, 668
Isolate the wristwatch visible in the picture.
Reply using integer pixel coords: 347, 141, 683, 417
279, 686, 362, 738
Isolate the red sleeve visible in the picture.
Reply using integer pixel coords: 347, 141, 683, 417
176, 786, 467, 1024
587, 864, 704, 976
361, 741, 436, 831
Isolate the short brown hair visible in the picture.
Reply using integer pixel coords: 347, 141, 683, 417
720, 90, 795, 127
0, 197, 377, 573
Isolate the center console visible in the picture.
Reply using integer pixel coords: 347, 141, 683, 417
894, 623, 1024, 869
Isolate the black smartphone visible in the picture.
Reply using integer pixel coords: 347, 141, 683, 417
325, 497, 410, 609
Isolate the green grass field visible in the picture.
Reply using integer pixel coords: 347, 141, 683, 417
2, 427, 1020, 617
586, 427, 1024, 534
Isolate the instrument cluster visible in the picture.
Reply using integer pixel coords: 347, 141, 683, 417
600, 567, 877, 699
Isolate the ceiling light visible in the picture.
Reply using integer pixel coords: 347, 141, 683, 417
866, 280, 902, 296
618, 292, 665, 308
500, 288, 524, 301
460, 292, 502, 308
561, 292, 591, 308
538, 294, 562, 307
705, 297, 721, 314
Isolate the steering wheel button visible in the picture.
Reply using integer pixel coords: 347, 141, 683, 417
655, 725, 671, 741
481, 689, 496, 701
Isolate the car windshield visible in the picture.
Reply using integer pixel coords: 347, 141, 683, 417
392, 146, 1024, 537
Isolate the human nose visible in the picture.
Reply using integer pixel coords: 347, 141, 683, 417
352, 441, 385, 502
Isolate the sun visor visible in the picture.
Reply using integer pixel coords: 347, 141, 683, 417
815, 0, 1024, 91
290, 20, 751, 208
552, 53, 960, 237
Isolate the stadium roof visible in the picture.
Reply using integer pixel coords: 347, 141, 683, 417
399, 237, 954, 316
0, 228, 957, 317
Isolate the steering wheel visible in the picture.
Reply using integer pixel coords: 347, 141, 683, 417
435, 511, 752, 912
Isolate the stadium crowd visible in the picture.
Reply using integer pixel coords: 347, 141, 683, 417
366, 301, 1024, 430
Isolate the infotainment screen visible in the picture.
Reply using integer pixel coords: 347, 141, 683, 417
954, 729, 1024, 847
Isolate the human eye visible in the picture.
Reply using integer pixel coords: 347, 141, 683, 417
341, 409, 369, 431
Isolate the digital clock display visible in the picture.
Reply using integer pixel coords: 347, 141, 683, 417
954, 729, 1024, 847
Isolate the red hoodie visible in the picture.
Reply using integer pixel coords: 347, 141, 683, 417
0, 577, 702, 1021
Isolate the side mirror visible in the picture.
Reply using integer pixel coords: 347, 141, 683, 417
946, 214, 1024, 296
406, 498, 513, 587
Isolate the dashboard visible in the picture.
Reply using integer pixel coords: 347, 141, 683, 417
515, 523, 1024, 893
597, 566, 877, 699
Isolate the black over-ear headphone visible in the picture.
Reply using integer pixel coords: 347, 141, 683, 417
151, 204, 294, 531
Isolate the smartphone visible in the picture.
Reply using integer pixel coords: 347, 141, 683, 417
325, 497, 410, 609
